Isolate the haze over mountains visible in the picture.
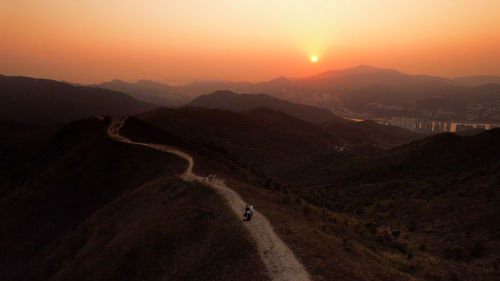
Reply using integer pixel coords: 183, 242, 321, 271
95, 79, 190, 106
93, 65, 500, 123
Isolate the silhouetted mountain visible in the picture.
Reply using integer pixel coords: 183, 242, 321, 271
188, 90, 345, 124
175, 80, 254, 98
0, 75, 156, 126
0, 117, 268, 281
322, 119, 425, 149
454, 75, 500, 86
166, 66, 500, 123
96, 79, 190, 106
133, 107, 346, 172
300, 65, 401, 80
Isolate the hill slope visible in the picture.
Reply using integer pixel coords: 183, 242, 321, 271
188, 90, 345, 124
0, 117, 268, 281
96, 79, 189, 106
134, 107, 345, 173
118, 110, 500, 280
0, 75, 156, 126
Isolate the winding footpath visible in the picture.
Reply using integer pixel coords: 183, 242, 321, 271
107, 116, 311, 281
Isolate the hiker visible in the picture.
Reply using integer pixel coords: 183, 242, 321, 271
248, 205, 253, 221
243, 204, 254, 222
247, 205, 254, 221
244, 205, 250, 221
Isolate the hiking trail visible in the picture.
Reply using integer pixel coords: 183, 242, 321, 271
107, 116, 311, 281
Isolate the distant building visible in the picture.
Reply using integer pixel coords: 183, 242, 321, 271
390, 117, 499, 133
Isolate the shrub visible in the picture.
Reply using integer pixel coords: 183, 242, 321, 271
390, 241, 407, 253
443, 245, 465, 260
264, 178, 272, 189
364, 222, 379, 235
302, 205, 312, 216
383, 231, 392, 242
468, 240, 484, 259
408, 221, 418, 232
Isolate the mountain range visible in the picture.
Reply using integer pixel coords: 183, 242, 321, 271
95, 79, 190, 106
1, 71, 499, 280
92, 65, 500, 123
188, 90, 345, 124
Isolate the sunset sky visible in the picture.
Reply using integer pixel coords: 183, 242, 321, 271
1, 0, 499, 84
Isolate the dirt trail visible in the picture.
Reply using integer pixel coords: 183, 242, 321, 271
107, 116, 311, 281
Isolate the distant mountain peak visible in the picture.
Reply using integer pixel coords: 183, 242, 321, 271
269, 76, 290, 82
351, 64, 381, 70
188, 91, 344, 124
300, 65, 400, 80
109, 78, 125, 83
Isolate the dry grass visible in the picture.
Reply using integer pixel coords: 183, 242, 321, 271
224, 178, 498, 281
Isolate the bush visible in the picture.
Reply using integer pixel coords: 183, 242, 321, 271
408, 221, 418, 232
302, 205, 312, 216
364, 222, 379, 235
443, 245, 465, 260
390, 241, 407, 253
468, 240, 484, 259
264, 178, 272, 189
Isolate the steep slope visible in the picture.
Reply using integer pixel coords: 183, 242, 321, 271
133, 107, 345, 172
266, 129, 500, 280
0, 117, 268, 281
110, 116, 311, 281
322, 119, 425, 149
96, 79, 189, 106
0, 75, 156, 126
0, 120, 54, 185
188, 90, 345, 124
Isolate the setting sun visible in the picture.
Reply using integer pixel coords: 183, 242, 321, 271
311, 56, 318, 63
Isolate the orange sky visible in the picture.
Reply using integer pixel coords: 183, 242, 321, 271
1, 0, 499, 84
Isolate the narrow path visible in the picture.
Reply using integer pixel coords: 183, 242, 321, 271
107, 116, 311, 281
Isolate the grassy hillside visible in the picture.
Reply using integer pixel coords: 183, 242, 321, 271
0, 117, 268, 281
120, 111, 500, 281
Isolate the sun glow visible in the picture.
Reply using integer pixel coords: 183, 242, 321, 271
311, 56, 318, 62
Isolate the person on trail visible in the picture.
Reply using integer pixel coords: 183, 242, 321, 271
247, 205, 254, 221
244, 205, 250, 221
243, 204, 254, 222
